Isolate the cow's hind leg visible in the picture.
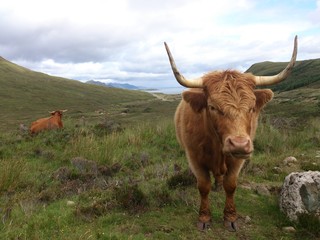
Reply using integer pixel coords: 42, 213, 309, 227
194, 168, 212, 231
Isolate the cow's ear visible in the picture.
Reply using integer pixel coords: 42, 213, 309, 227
182, 90, 207, 112
254, 89, 274, 110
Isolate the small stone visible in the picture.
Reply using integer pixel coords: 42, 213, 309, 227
67, 201, 75, 207
283, 156, 297, 166
282, 226, 296, 233
240, 184, 252, 191
255, 185, 270, 196
244, 215, 251, 224
273, 167, 282, 174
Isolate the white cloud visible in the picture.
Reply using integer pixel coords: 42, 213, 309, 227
1, 0, 320, 89
310, 0, 320, 22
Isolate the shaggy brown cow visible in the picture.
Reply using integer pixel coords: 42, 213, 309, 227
30, 110, 67, 134
164, 36, 297, 231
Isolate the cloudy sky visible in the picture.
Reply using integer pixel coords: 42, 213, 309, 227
1, 0, 320, 90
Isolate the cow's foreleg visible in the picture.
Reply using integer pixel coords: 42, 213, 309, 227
195, 169, 212, 230
223, 175, 238, 231
223, 158, 245, 231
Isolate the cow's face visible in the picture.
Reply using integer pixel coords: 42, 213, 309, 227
50, 110, 67, 117
182, 71, 273, 159
51, 111, 62, 117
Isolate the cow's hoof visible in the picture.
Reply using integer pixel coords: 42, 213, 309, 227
224, 219, 238, 232
197, 221, 211, 231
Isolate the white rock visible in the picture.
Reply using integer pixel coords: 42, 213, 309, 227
279, 171, 320, 222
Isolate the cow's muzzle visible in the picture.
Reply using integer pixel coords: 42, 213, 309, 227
224, 136, 253, 159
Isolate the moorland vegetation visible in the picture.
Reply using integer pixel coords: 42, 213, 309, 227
0, 57, 320, 239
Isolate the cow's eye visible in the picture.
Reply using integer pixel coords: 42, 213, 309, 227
249, 107, 255, 113
209, 105, 218, 112
209, 105, 224, 115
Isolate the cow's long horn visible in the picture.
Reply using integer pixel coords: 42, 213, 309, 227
61, 109, 68, 112
254, 36, 298, 86
164, 42, 203, 88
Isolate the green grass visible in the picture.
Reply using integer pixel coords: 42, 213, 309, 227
1, 115, 319, 239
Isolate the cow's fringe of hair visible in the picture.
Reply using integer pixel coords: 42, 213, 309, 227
203, 70, 256, 117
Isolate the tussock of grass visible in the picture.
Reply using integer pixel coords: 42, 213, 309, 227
113, 183, 149, 213
167, 169, 196, 189
0, 158, 26, 193
296, 213, 320, 238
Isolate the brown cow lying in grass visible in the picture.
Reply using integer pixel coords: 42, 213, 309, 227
30, 110, 67, 134
164, 36, 297, 231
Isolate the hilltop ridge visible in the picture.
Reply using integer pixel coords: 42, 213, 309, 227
246, 58, 320, 91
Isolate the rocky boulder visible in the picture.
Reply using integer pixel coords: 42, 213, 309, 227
279, 171, 320, 221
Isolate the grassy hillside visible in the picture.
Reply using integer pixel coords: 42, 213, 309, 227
2, 56, 320, 132
246, 58, 320, 91
0, 57, 177, 131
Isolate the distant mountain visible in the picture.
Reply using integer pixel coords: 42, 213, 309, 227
86, 80, 141, 90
